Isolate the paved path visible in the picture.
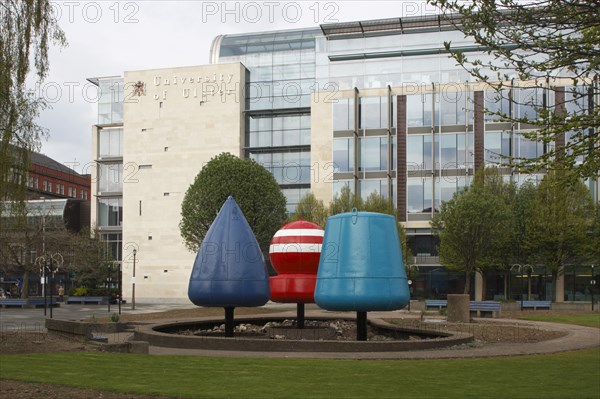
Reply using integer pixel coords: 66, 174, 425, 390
3, 304, 598, 360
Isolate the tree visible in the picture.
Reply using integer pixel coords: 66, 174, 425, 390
69, 228, 115, 290
363, 191, 395, 214
329, 185, 363, 215
290, 192, 328, 228
1, 1, 67, 204
428, 0, 599, 178
524, 170, 595, 301
431, 170, 513, 296
179, 152, 287, 254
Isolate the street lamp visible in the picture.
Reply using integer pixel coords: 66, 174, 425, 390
132, 249, 137, 310
592, 265, 596, 311
117, 261, 122, 315
107, 263, 112, 313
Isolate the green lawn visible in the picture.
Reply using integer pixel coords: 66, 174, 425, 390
1, 350, 599, 399
519, 313, 600, 328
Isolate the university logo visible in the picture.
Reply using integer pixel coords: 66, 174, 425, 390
133, 81, 146, 97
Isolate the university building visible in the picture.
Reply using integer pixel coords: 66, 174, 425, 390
89, 16, 599, 303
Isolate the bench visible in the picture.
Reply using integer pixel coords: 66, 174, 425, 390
470, 301, 501, 318
66, 296, 109, 305
0, 298, 58, 308
521, 300, 551, 310
424, 300, 448, 310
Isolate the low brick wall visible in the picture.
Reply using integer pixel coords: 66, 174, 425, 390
134, 316, 473, 353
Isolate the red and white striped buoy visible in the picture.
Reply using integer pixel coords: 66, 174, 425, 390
269, 220, 324, 303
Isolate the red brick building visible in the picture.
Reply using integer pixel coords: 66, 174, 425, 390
26, 151, 91, 202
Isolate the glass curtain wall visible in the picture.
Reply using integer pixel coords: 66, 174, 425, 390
332, 95, 397, 203
406, 88, 474, 216
219, 29, 320, 212
95, 78, 124, 263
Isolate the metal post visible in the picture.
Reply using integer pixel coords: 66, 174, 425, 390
357, 311, 367, 341
592, 265, 595, 311
43, 258, 48, 316
224, 306, 235, 337
107, 264, 111, 313
297, 303, 305, 329
132, 249, 136, 310
118, 262, 122, 315
521, 267, 524, 311
49, 261, 54, 319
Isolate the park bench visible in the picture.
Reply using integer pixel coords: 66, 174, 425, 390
0, 299, 28, 308
0, 298, 58, 308
521, 300, 551, 310
66, 296, 109, 305
469, 301, 501, 318
424, 299, 448, 310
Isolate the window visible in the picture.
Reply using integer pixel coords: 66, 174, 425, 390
100, 233, 122, 262
485, 89, 511, 121
43, 181, 48, 191
98, 78, 123, 125
56, 184, 60, 194
249, 151, 310, 185
98, 198, 123, 227
407, 94, 437, 127
359, 96, 388, 129
34, 178, 38, 190
98, 164, 123, 193
407, 135, 424, 169
518, 87, 545, 120
407, 177, 424, 213
359, 137, 388, 171
48, 181, 52, 192
333, 138, 354, 172
440, 89, 468, 125
333, 98, 354, 131
98, 128, 123, 158
440, 134, 457, 168
60, 185, 64, 195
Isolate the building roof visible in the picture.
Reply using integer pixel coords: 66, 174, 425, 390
29, 150, 85, 178
320, 15, 462, 39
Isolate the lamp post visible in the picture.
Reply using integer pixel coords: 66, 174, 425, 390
117, 261, 122, 315
132, 249, 137, 310
107, 263, 112, 313
592, 265, 596, 311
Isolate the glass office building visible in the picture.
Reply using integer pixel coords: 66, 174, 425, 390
90, 15, 598, 301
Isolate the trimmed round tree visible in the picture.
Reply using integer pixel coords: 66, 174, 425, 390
179, 152, 287, 255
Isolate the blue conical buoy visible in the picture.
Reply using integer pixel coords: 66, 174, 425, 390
188, 196, 270, 308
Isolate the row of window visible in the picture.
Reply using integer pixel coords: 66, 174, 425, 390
248, 151, 311, 185
27, 176, 88, 199
333, 88, 582, 132
333, 97, 398, 131
247, 114, 311, 148
407, 174, 546, 214
332, 179, 397, 203
333, 136, 397, 173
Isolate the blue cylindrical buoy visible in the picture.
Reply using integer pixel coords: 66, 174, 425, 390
314, 210, 409, 312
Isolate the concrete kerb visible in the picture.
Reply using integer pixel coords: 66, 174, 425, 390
132, 310, 600, 360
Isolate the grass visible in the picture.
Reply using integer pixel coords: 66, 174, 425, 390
519, 313, 600, 328
1, 350, 599, 399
